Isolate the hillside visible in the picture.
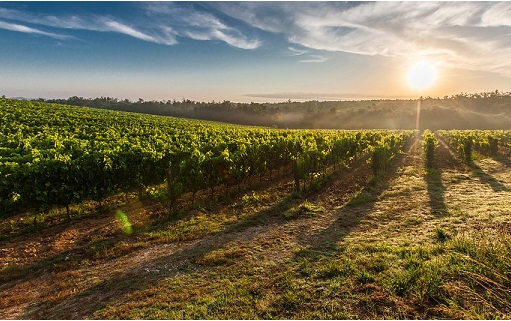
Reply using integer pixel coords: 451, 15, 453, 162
2, 98, 409, 217
44, 91, 511, 129
1, 133, 510, 319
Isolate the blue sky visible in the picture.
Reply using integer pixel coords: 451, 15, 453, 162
1, 1, 511, 102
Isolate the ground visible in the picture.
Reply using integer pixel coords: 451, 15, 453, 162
1, 134, 510, 319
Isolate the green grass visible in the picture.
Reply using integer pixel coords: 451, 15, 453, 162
90, 233, 511, 319
92, 144, 511, 319
435, 227, 449, 242
3, 136, 511, 319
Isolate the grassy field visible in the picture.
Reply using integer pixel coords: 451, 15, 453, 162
1, 134, 510, 319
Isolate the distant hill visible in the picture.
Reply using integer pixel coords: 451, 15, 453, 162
43, 91, 511, 129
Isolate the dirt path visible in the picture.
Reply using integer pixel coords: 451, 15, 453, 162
2, 134, 511, 319
0, 147, 377, 319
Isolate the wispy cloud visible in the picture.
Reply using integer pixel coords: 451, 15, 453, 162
215, 1, 511, 75
0, 19, 68, 39
288, 47, 307, 56
287, 47, 328, 63
99, 18, 177, 45
143, 2, 261, 49
299, 54, 328, 63
2, 1, 510, 73
0, 3, 259, 49
0, 7, 177, 45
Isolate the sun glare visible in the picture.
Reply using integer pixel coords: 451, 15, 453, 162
407, 60, 437, 90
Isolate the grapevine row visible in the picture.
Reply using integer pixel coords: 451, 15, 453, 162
422, 130, 439, 168
438, 130, 511, 162
0, 98, 412, 217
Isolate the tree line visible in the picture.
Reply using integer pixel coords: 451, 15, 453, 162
32, 90, 511, 129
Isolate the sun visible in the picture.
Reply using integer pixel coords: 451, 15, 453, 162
407, 60, 437, 90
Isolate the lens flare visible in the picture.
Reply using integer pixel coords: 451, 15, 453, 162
115, 210, 132, 235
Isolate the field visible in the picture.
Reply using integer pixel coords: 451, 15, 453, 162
1, 99, 511, 319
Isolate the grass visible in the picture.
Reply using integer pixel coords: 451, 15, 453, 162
283, 200, 324, 219
435, 227, 449, 242
2, 140, 511, 319
0, 193, 140, 241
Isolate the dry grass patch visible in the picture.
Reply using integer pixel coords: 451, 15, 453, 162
195, 246, 247, 266
3, 134, 511, 319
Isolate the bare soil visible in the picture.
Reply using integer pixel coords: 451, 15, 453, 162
1, 135, 511, 319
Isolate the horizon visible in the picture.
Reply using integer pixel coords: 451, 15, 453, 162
6, 89, 510, 105
1, 1, 511, 103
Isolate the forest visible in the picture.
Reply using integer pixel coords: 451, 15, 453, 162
43, 90, 511, 129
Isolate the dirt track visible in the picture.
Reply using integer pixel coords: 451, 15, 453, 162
2, 134, 511, 319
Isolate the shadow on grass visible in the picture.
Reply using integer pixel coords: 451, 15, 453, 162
487, 154, 511, 189
423, 136, 455, 218
492, 154, 511, 169
11, 187, 307, 319
433, 136, 509, 210
294, 137, 417, 257
300, 178, 384, 253
467, 160, 511, 192
436, 136, 510, 193
7, 139, 417, 319
20, 151, 384, 319
424, 168, 448, 218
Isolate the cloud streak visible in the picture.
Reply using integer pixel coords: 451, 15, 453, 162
0, 19, 68, 39
286, 47, 328, 63
1, 1, 510, 75
98, 18, 177, 45
0, 3, 259, 49
0, 7, 177, 45
143, 2, 261, 49
215, 1, 511, 76
299, 54, 328, 63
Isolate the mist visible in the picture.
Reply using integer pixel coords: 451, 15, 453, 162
43, 91, 511, 130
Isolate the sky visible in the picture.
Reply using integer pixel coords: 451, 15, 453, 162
1, 1, 511, 103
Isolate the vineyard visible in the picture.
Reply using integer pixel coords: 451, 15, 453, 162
1, 98, 511, 319
0, 98, 411, 219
